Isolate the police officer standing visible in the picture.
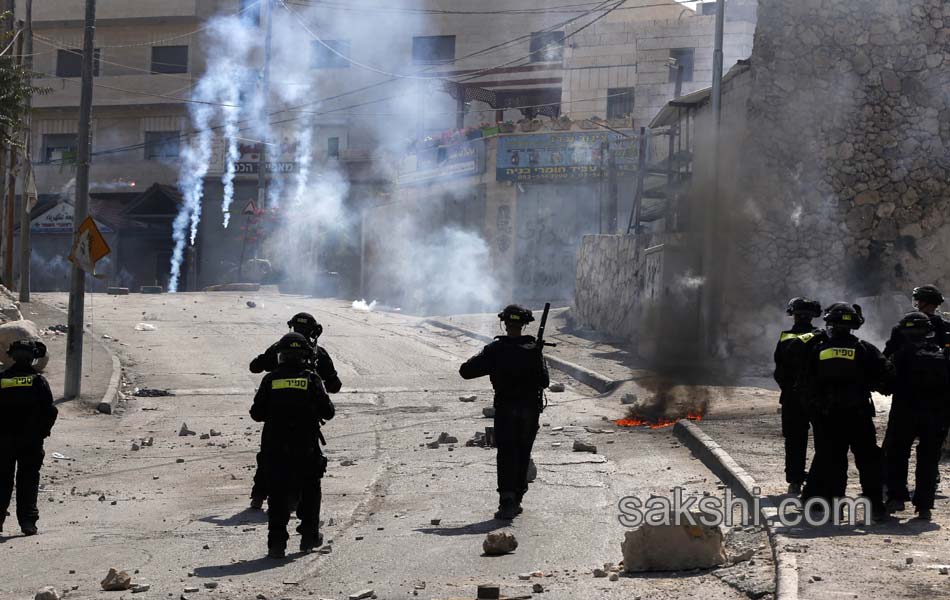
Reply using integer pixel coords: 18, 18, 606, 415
883, 312, 950, 520
249, 312, 342, 509
460, 305, 550, 520
250, 333, 335, 558
0, 340, 57, 536
774, 297, 822, 495
800, 303, 893, 521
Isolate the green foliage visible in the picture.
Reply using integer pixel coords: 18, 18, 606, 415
0, 21, 50, 150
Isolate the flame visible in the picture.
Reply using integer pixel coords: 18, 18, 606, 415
614, 411, 704, 429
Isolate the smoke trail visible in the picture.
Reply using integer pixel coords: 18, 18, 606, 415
220, 81, 241, 228
291, 125, 313, 206
169, 112, 213, 293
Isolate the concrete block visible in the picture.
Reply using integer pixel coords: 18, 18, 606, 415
107, 287, 129, 295
140, 286, 164, 294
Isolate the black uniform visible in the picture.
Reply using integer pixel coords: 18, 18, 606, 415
800, 332, 893, 507
249, 342, 341, 502
0, 364, 57, 533
773, 324, 820, 486
884, 313, 950, 358
250, 365, 334, 553
460, 335, 549, 504
883, 339, 950, 511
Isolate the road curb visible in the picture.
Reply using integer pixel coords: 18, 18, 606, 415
424, 319, 618, 393
96, 351, 122, 414
674, 419, 799, 600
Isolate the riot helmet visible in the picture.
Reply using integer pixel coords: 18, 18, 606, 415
276, 332, 312, 365
899, 311, 933, 343
823, 302, 864, 330
287, 312, 323, 340
786, 297, 822, 318
912, 285, 944, 310
8, 339, 46, 365
498, 304, 535, 324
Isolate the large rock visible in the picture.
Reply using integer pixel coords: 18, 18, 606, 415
0, 320, 48, 372
100, 568, 133, 591
622, 516, 726, 572
35, 587, 60, 600
483, 532, 518, 555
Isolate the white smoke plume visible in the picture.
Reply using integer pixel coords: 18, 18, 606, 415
220, 92, 241, 228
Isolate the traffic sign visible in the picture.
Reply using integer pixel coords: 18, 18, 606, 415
242, 200, 258, 215
68, 216, 111, 274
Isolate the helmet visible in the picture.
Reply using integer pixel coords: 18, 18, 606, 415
899, 311, 933, 332
786, 297, 822, 317
823, 302, 865, 329
8, 339, 46, 363
913, 285, 944, 306
287, 312, 323, 339
498, 304, 535, 324
276, 332, 312, 364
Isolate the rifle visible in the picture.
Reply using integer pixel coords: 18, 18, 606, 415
536, 303, 557, 412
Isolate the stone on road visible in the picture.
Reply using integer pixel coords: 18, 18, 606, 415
622, 517, 727, 572
100, 568, 133, 591
483, 532, 518, 555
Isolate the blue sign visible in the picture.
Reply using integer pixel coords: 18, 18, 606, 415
496, 131, 638, 182
399, 139, 485, 185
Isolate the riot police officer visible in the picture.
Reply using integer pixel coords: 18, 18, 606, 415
884, 285, 950, 357
800, 303, 893, 521
883, 312, 950, 520
459, 304, 550, 520
0, 340, 57, 536
249, 312, 341, 509
250, 333, 334, 558
774, 297, 822, 495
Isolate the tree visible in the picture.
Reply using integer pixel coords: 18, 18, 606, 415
0, 20, 47, 149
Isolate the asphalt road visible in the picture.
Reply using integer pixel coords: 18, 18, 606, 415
0, 291, 756, 600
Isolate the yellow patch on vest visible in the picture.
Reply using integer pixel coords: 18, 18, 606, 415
272, 378, 308, 391
1, 376, 33, 389
780, 332, 816, 343
819, 347, 855, 361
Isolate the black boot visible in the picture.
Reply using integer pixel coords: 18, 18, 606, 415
267, 546, 286, 559
20, 523, 37, 536
300, 532, 324, 553
494, 493, 519, 520
250, 496, 265, 510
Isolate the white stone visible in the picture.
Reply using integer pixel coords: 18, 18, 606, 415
621, 515, 726, 572
35, 587, 60, 600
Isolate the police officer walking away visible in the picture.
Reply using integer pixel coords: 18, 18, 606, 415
774, 297, 822, 495
800, 303, 893, 521
0, 340, 57, 536
884, 285, 950, 357
883, 311, 950, 520
460, 305, 550, 520
250, 333, 335, 558
249, 312, 342, 509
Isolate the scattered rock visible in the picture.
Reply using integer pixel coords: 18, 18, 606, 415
940, 567, 949, 575
593, 568, 608, 577
179, 423, 196, 436
430, 519, 441, 525
199, 433, 211, 440
34, 586, 60, 600
573, 440, 597, 453
548, 382, 565, 393
436, 432, 458, 444
527, 458, 537, 483
906, 557, 914, 565
135, 388, 174, 397
100, 568, 132, 591
246, 301, 257, 308
483, 532, 518, 555
426, 441, 440, 449
131, 583, 151, 593
482, 406, 495, 418
459, 395, 477, 402
348, 590, 375, 600
518, 573, 532, 580
532, 583, 544, 593
131, 443, 140, 451
621, 393, 638, 405
609, 573, 619, 581
184, 586, 199, 593
176, 458, 185, 463
340, 459, 356, 467
134, 323, 157, 332
209, 429, 222, 437
622, 514, 727, 572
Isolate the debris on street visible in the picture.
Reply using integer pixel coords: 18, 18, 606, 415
572, 440, 597, 453
548, 382, 565, 392
34, 586, 60, 600
100, 568, 133, 591
459, 394, 477, 402
482, 406, 495, 418
622, 514, 727, 572
483, 532, 518, 555
133, 388, 174, 397
134, 323, 157, 331
179, 423, 196, 436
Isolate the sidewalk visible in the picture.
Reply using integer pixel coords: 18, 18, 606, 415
428, 308, 950, 600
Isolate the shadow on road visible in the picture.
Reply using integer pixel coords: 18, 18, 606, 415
193, 555, 293, 577
199, 508, 269, 527
415, 519, 507, 537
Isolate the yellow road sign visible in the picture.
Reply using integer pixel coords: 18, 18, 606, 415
68, 216, 111, 274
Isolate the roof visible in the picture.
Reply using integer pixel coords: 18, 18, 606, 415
20, 183, 180, 233
649, 60, 752, 129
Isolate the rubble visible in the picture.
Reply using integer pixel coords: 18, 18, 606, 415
622, 514, 727, 572
140, 286, 163, 294
459, 395, 477, 402
131, 584, 151, 593
47, 324, 69, 334
572, 440, 597, 453
199, 433, 211, 440
477, 584, 500, 599
483, 406, 496, 418
134, 323, 157, 331
348, 589, 375, 600
179, 423, 196, 436
209, 429, 222, 436
340, 459, 356, 466
483, 532, 518, 555
134, 388, 174, 397
548, 382, 565, 392
246, 301, 257, 308
107, 287, 130, 296
593, 568, 607, 577
436, 432, 458, 444
100, 568, 133, 591
34, 586, 60, 600
621, 393, 638, 405
527, 458, 537, 483
532, 583, 544, 593
609, 573, 619, 581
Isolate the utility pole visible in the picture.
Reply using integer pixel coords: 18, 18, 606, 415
0, 0, 12, 287
18, 0, 32, 303
606, 147, 618, 233
243, 0, 272, 281
711, 0, 725, 129
64, 0, 97, 400
704, 0, 726, 355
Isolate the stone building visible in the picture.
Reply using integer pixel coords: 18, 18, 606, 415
574, 0, 950, 370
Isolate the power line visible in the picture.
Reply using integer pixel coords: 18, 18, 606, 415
286, 0, 692, 15
0, 27, 22, 57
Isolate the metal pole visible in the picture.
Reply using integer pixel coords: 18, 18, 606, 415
606, 147, 617, 233
626, 127, 648, 234
245, 0, 272, 279
0, 0, 12, 286
18, 0, 32, 303
64, 0, 96, 400
711, 0, 725, 129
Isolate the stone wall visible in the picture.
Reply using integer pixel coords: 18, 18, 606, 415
574, 234, 643, 341
701, 0, 950, 363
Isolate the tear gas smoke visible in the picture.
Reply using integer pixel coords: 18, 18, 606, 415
351, 299, 377, 312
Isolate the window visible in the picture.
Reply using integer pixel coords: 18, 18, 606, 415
529, 31, 565, 63
327, 137, 340, 159
56, 48, 100, 77
699, 2, 719, 16
151, 46, 189, 74
669, 48, 695, 82
606, 88, 634, 120
145, 131, 181, 160
312, 40, 350, 69
412, 35, 455, 64
240, 0, 261, 25
43, 134, 78, 163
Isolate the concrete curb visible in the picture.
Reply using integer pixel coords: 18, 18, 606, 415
674, 419, 799, 600
424, 319, 618, 394
96, 351, 122, 415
